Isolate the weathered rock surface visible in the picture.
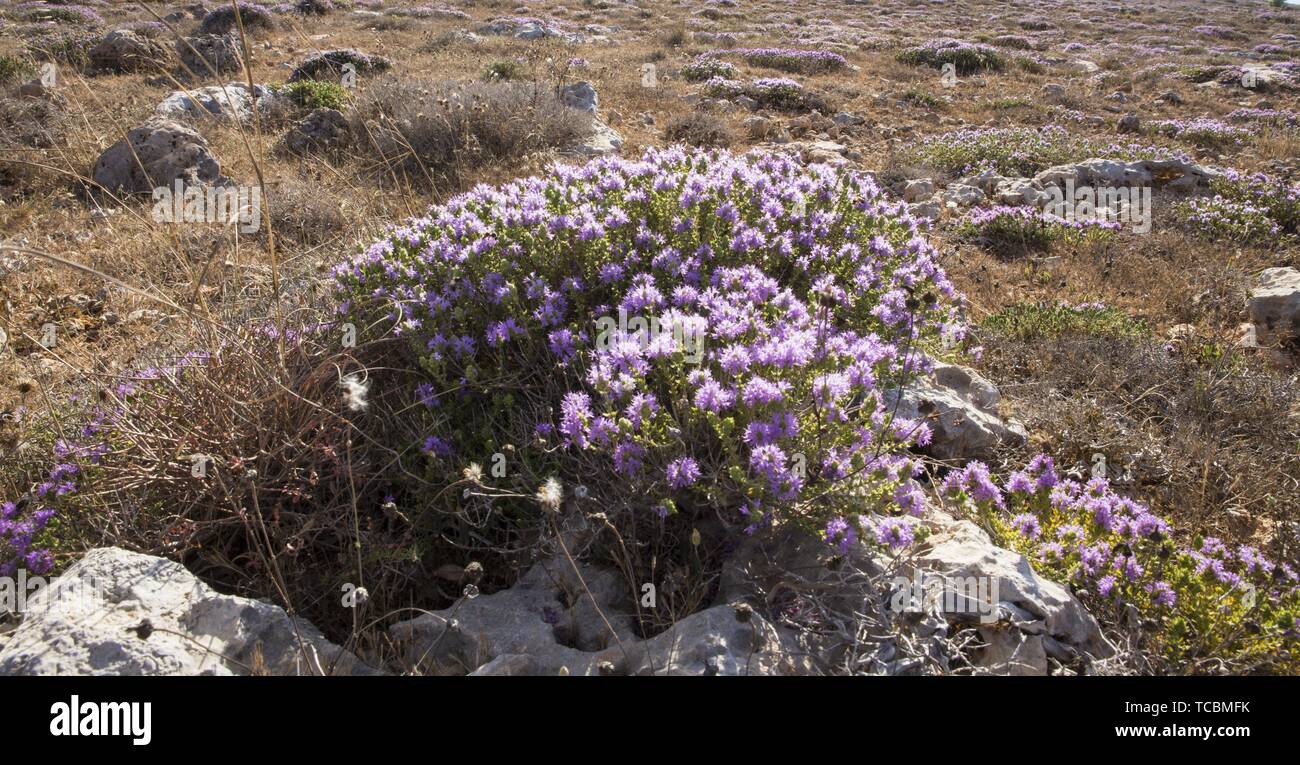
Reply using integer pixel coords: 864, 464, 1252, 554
90, 30, 170, 73
914, 512, 1112, 674
177, 34, 245, 76
1033, 157, 1215, 192
561, 81, 599, 114
279, 107, 351, 154
904, 178, 935, 203
1247, 267, 1300, 349
886, 359, 1028, 463
0, 548, 378, 676
719, 503, 1112, 676
388, 556, 813, 676
92, 118, 226, 194
568, 118, 624, 158
156, 82, 287, 124
479, 18, 583, 43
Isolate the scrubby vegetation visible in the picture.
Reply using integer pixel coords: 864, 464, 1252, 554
347, 77, 589, 188
957, 205, 1117, 256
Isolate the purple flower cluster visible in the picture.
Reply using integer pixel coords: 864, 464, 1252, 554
14, 2, 103, 25
1192, 25, 1247, 41
702, 47, 849, 74
1149, 118, 1250, 150
680, 55, 738, 83
334, 147, 961, 530
699, 76, 821, 112
1226, 108, 1299, 128
942, 454, 1300, 658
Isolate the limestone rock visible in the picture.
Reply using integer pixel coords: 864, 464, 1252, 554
886, 359, 1028, 462
916, 512, 1114, 674
155, 82, 287, 124
279, 107, 351, 154
904, 178, 935, 203
0, 548, 378, 676
1247, 267, 1300, 349
388, 556, 811, 676
90, 30, 170, 73
560, 81, 599, 114
567, 118, 624, 157
178, 34, 245, 76
92, 118, 226, 194
388, 557, 638, 676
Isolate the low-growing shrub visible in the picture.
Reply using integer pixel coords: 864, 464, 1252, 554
197, 3, 277, 35
901, 88, 944, 110
1149, 118, 1250, 151
288, 49, 392, 83
280, 79, 349, 110
907, 125, 1184, 177
942, 460, 1300, 673
14, 2, 103, 25
1225, 108, 1299, 129
0, 54, 30, 84
25, 27, 99, 67
897, 38, 1005, 74
663, 111, 734, 147
1178, 196, 1282, 244
482, 59, 524, 81
331, 146, 964, 585
982, 301, 1148, 341
957, 205, 1118, 257
700, 76, 829, 113
1177, 171, 1300, 243
680, 55, 737, 83
702, 47, 849, 74
348, 77, 590, 188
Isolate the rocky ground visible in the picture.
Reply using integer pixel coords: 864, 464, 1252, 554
0, 1, 1298, 675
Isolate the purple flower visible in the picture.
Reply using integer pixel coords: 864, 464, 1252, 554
666, 457, 701, 489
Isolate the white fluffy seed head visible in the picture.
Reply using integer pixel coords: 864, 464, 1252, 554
536, 476, 563, 511
340, 373, 370, 412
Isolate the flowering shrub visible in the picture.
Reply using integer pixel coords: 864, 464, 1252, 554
1149, 118, 1250, 151
197, 3, 276, 35
957, 205, 1118, 256
1226, 107, 1299, 128
942, 458, 1300, 672
680, 55, 738, 83
896, 38, 1005, 74
332, 147, 963, 542
700, 76, 828, 112
1178, 171, 1300, 243
1178, 196, 1281, 244
0, 54, 29, 83
14, 2, 103, 25
906, 126, 1182, 177
991, 34, 1036, 50
0, 353, 207, 577
24, 26, 99, 66
702, 48, 849, 74
1192, 25, 1247, 41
